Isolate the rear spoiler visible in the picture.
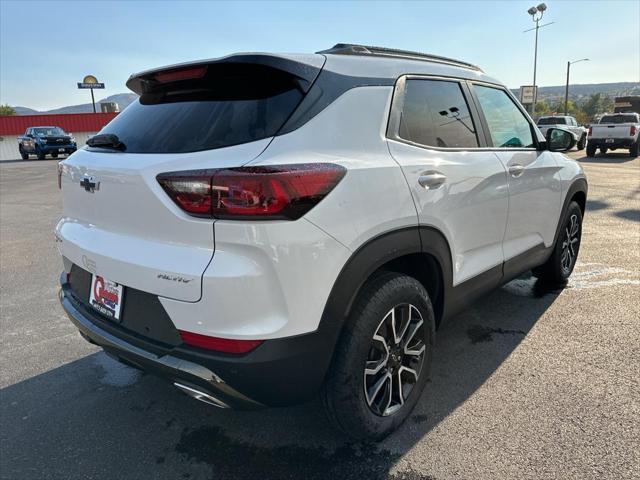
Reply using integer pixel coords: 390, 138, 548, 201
126, 53, 326, 95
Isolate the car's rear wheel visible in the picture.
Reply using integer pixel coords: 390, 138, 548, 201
51, 152, 58, 158
630, 142, 639, 158
586, 143, 596, 157
600, 147, 608, 155
533, 201, 582, 284
321, 272, 434, 440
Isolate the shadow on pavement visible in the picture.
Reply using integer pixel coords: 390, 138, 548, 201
575, 152, 636, 164
0, 274, 562, 480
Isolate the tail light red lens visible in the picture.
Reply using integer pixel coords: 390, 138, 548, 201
631, 126, 637, 136
157, 163, 346, 220
588, 127, 592, 136
178, 330, 263, 354
154, 66, 207, 83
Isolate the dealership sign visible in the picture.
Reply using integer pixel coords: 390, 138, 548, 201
520, 85, 537, 105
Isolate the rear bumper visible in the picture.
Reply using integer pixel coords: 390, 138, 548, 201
588, 138, 634, 148
59, 276, 336, 408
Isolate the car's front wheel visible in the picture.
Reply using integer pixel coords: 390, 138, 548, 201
576, 135, 586, 150
36, 147, 45, 160
19, 148, 28, 160
533, 201, 582, 284
322, 272, 434, 440
600, 147, 608, 156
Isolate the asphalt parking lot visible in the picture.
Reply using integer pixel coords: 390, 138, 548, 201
0, 150, 638, 480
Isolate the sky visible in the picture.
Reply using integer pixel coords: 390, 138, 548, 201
1, 0, 639, 111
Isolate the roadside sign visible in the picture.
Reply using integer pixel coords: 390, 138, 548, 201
77, 75, 105, 113
520, 85, 537, 104
77, 82, 105, 89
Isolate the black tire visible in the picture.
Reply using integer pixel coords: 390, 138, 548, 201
630, 142, 639, 158
600, 147, 608, 156
36, 148, 45, 160
533, 201, 582, 284
19, 149, 29, 160
321, 272, 435, 440
51, 152, 58, 158
576, 135, 586, 151
586, 143, 596, 157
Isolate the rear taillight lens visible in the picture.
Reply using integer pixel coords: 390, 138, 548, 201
588, 127, 592, 136
157, 163, 346, 220
631, 126, 637, 136
178, 330, 263, 354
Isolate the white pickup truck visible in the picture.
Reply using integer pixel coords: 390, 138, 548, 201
587, 112, 640, 158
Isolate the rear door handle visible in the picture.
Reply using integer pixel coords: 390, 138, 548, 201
508, 164, 525, 178
418, 171, 447, 190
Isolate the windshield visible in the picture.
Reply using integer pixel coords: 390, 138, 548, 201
98, 64, 304, 154
33, 127, 66, 136
600, 114, 638, 124
537, 117, 566, 125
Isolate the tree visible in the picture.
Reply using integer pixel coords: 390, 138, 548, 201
0, 104, 16, 115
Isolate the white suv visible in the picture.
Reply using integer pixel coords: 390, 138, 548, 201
57, 44, 587, 439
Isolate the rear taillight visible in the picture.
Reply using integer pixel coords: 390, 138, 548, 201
631, 126, 637, 136
157, 163, 346, 220
588, 127, 592, 137
178, 330, 263, 354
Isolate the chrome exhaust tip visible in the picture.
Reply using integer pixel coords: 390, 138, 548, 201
174, 382, 230, 409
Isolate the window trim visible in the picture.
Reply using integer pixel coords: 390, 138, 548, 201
466, 80, 543, 151
386, 74, 490, 151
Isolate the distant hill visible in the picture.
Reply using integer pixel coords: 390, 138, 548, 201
511, 82, 640, 102
12, 93, 138, 115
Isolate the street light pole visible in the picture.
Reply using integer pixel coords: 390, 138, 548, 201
525, 3, 553, 117
564, 58, 589, 115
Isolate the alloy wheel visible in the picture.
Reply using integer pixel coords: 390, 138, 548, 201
363, 303, 426, 417
561, 214, 580, 274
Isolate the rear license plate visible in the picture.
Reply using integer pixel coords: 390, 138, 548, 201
605, 138, 615, 143
89, 274, 124, 320
59, 148, 65, 152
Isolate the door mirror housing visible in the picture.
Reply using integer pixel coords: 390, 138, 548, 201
545, 128, 576, 152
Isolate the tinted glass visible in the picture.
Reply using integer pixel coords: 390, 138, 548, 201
474, 85, 534, 148
600, 114, 638, 124
398, 79, 478, 148
98, 65, 303, 154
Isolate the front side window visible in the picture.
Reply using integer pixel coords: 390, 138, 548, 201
474, 85, 535, 148
398, 79, 478, 148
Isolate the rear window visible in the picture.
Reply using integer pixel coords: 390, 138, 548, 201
600, 114, 638, 124
98, 64, 304, 154
537, 117, 566, 125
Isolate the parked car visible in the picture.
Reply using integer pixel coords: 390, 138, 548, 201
18, 126, 77, 160
56, 44, 587, 440
536, 116, 587, 150
587, 112, 640, 157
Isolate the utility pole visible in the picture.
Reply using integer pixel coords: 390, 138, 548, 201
564, 58, 589, 115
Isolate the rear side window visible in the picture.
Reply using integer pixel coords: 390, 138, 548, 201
398, 79, 478, 148
474, 85, 535, 148
98, 64, 304, 154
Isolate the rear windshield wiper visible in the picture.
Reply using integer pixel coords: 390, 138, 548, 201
86, 134, 126, 151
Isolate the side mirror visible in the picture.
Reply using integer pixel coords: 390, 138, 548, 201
546, 128, 576, 152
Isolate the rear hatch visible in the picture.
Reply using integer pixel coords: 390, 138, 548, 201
56, 53, 325, 302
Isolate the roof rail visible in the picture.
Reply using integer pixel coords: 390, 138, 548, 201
316, 43, 483, 72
